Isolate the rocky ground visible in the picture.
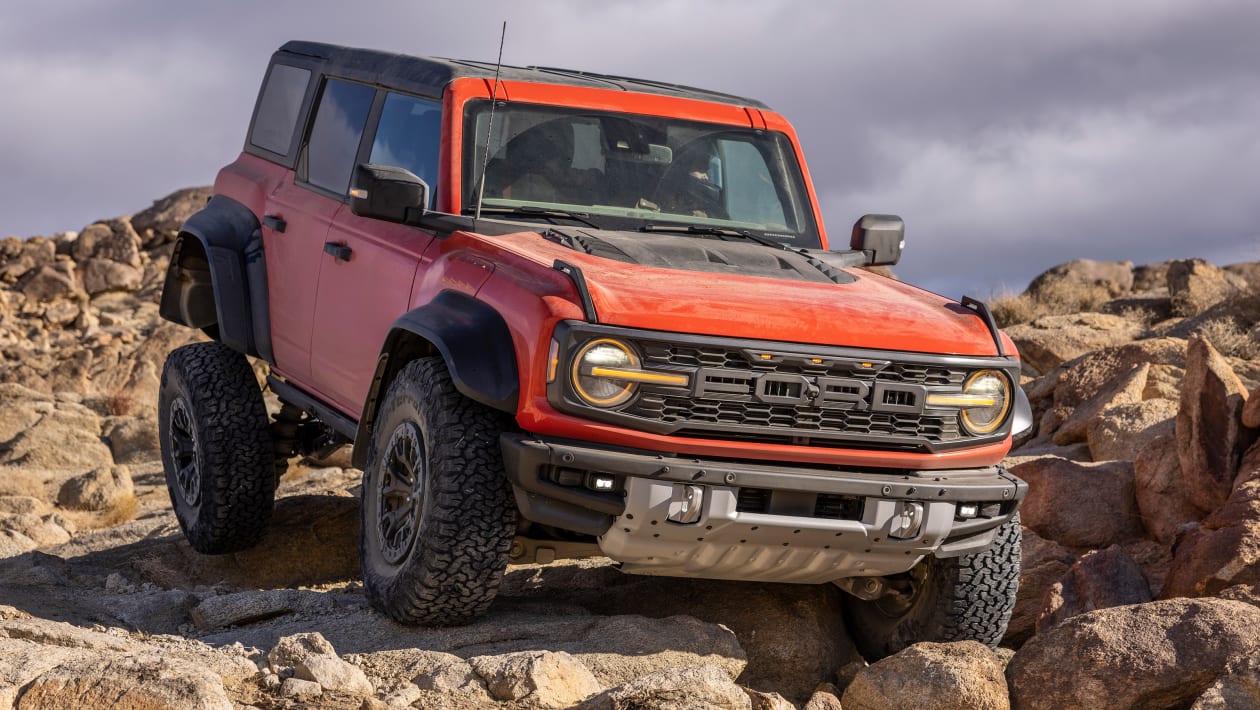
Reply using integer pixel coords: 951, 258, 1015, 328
3, 193, 1260, 708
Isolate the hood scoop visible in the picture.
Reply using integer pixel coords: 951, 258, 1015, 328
547, 229, 856, 285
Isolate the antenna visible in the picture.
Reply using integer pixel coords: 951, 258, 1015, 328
474, 21, 507, 222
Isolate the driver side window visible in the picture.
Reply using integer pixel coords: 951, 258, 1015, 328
369, 93, 442, 209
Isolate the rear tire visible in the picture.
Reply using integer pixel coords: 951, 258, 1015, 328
158, 342, 277, 554
360, 356, 517, 625
844, 513, 1022, 660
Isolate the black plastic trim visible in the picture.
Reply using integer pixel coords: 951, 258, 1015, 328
160, 195, 275, 363
553, 260, 599, 323
961, 296, 1006, 357
268, 376, 358, 442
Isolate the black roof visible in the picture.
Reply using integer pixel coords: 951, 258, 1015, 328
278, 41, 770, 110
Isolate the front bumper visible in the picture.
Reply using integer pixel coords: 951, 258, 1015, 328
501, 434, 1026, 584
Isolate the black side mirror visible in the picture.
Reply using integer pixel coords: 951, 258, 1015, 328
850, 214, 905, 266
350, 163, 429, 224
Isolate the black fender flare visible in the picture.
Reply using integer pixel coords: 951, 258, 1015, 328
352, 291, 520, 468
158, 195, 273, 362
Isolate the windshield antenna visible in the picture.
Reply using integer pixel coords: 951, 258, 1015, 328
474, 21, 507, 223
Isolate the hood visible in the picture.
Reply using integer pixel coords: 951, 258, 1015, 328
494, 229, 1003, 357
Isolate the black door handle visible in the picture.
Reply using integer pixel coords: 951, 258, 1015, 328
323, 242, 352, 261
263, 215, 286, 233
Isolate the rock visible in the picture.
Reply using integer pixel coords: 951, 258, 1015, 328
841, 641, 1009, 710
470, 651, 602, 707
1144, 363, 1185, 401
80, 258, 143, 295
1026, 259, 1133, 302
1177, 334, 1252, 513
1132, 262, 1171, 291
0, 529, 38, 559
1168, 258, 1244, 317
1086, 398, 1176, 462
296, 654, 374, 697
1052, 362, 1148, 445
70, 219, 142, 267
131, 187, 213, 248
268, 632, 339, 674
1008, 457, 1143, 547
1191, 656, 1260, 710
102, 416, 159, 463
1005, 313, 1144, 374
56, 466, 134, 511
191, 589, 303, 630
1134, 433, 1203, 543
802, 684, 845, 710
0, 397, 112, 470
15, 654, 234, 710
744, 687, 796, 710
43, 300, 80, 327
17, 262, 81, 302
1005, 527, 1076, 646
1162, 470, 1260, 597
280, 677, 323, 701
0, 513, 71, 547
578, 664, 751, 710
1100, 295, 1173, 323
1035, 545, 1152, 632
1006, 598, 1260, 710
0, 496, 51, 515
1218, 583, 1260, 609
1244, 383, 1260, 429
1053, 337, 1186, 410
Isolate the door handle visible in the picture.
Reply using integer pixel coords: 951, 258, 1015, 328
263, 215, 286, 233
323, 242, 352, 262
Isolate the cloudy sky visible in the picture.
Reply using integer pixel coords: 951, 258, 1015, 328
3, 0, 1258, 298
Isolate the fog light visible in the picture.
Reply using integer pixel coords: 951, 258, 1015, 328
667, 484, 704, 524
957, 503, 980, 519
587, 473, 616, 492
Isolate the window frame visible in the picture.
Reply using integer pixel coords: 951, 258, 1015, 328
360, 90, 445, 210
295, 76, 380, 202
243, 58, 321, 168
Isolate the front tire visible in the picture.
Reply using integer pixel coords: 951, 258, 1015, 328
158, 342, 277, 554
360, 356, 517, 625
844, 513, 1022, 660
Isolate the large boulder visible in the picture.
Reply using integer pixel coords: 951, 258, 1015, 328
841, 642, 1009, 710
1243, 382, 1260, 429
80, 258, 143, 295
1008, 457, 1144, 547
1005, 527, 1076, 646
1191, 656, 1260, 709
1162, 451, 1260, 598
1052, 338, 1186, 410
17, 262, 81, 303
1005, 313, 1144, 375
15, 654, 234, 710
1025, 259, 1133, 303
1035, 545, 1152, 632
1006, 598, 1260, 710
1176, 335, 1252, 513
70, 219, 142, 268
578, 664, 751, 710
1052, 362, 1148, 445
1168, 259, 1245, 317
470, 651, 603, 708
1086, 398, 1177, 462
1134, 433, 1203, 543
130, 187, 213, 248
56, 466, 134, 512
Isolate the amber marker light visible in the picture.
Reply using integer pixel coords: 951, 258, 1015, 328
547, 340, 560, 383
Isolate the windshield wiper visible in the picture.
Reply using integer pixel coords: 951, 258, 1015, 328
639, 223, 799, 253
467, 205, 602, 229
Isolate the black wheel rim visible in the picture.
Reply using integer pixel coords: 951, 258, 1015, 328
168, 396, 201, 507
376, 422, 425, 565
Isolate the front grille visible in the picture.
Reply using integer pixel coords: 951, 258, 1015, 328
552, 324, 1015, 452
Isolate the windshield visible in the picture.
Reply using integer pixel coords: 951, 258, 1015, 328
462, 101, 821, 248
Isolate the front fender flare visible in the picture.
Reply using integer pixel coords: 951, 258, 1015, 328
352, 291, 519, 467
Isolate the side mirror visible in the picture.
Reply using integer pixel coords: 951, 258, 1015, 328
850, 214, 905, 266
350, 163, 429, 224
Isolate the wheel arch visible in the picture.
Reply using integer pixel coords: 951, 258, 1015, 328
351, 291, 520, 469
159, 195, 274, 362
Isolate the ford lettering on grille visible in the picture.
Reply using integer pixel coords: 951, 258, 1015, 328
694, 368, 926, 414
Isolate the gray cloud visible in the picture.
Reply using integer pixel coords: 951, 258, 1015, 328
2, 0, 1257, 298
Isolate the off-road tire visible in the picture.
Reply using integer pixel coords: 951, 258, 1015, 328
360, 356, 517, 625
844, 513, 1022, 660
158, 342, 277, 554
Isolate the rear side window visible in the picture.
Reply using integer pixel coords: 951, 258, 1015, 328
368, 93, 442, 208
306, 79, 375, 195
250, 64, 311, 155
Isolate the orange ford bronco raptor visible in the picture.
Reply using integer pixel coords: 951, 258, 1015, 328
157, 40, 1032, 658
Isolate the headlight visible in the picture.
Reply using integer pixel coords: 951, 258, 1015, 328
571, 339, 641, 407
958, 370, 1011, 435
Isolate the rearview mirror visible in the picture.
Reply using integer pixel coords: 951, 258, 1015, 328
850, 214, 905, 266
350, 163, 429, 224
